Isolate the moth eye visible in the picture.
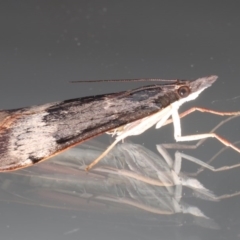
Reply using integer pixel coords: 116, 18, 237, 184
178, 86, 190, 98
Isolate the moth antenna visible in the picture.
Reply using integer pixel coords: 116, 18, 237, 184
70, 78, 178, 83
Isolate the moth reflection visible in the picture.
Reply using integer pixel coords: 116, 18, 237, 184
0, 140, 228, 230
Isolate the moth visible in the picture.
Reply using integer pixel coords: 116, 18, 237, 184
0, 75, 239, 172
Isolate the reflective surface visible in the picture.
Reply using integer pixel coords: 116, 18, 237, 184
1, 1, 240, 239
1, 118, 240, 239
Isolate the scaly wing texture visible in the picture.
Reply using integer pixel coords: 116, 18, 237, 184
0, 86, 179, 171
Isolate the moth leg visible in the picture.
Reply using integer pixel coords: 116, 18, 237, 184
161, 108, 240, 149
215, 191, 240, 200
156, 143, 215, 172
164, 113, 240, 175
156, 145, 215, 197
171, 108, 240, 154
161, 108, 240, 151
179, 107, 240, 118
188, 140, 240, 176
176, 151, 240, 172
181, 141, 240, 200
164, 107, 240, 126
85, 138, 120, 171
163, 115, 239, 150
86, 107, 172, 171
176, 151, 240, 200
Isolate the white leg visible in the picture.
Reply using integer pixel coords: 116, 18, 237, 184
163, 111, 239, 150
86, 107, 173, 170
157, 142, 240, 174
155, 145, 174, 169
171, 108, 240, 154
156, 144, 214, 199
85, 138, 120, 170
161, 114, 240, 176
173, 151, 218, 201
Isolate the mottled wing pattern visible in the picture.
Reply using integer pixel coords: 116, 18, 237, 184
0, 86, 175, 171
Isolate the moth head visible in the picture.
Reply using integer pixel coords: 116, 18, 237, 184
177, 75, 218, 103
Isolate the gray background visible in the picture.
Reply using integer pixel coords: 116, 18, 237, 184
1, 1, 240, 240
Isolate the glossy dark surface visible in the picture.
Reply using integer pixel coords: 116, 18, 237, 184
1, 1, 240, 240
